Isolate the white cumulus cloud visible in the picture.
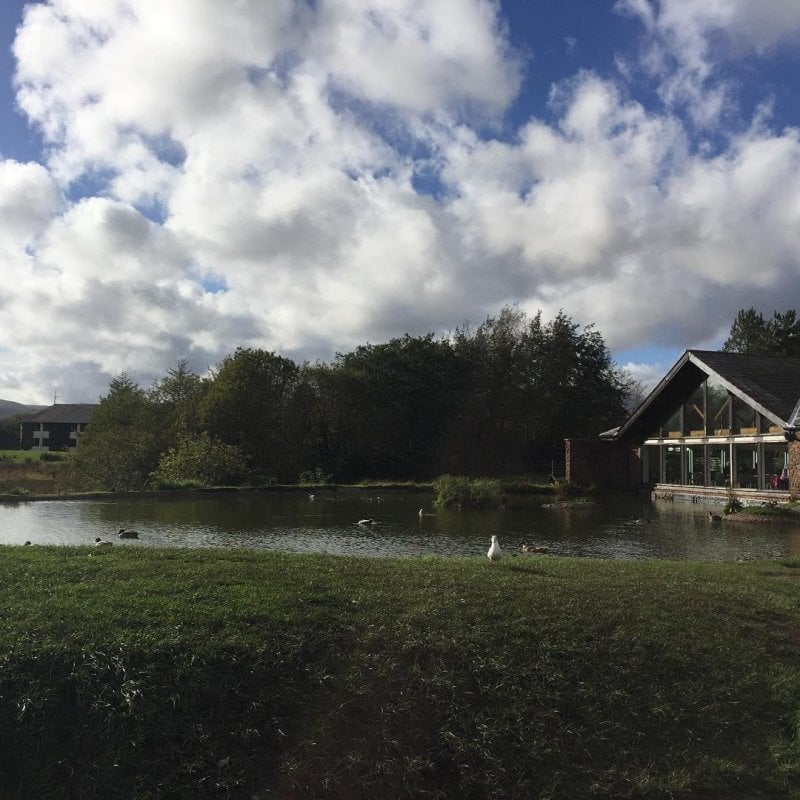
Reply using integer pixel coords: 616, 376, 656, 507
1, 0, 799, 405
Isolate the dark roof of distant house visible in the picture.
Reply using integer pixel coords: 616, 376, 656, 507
609, 350, 800, 441
21, 403, 98, 424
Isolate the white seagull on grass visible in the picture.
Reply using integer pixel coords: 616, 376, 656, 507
487, 535, 502, 561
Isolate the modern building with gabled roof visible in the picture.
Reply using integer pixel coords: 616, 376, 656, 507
19, 403, 98, 451
566, 350, 800, 501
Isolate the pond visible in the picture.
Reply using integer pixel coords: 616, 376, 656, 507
2, 489, 800, 561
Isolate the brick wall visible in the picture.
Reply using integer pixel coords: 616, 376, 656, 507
789, 439, 800, 501
565, 439, 642, 489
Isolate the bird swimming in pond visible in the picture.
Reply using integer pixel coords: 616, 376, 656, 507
487, 535, 502, 561
356, 518, 375, 525
94, 537, 113, 547
522, 543, 548, 554
118, 529, 139, 539
707, 511, 723, 522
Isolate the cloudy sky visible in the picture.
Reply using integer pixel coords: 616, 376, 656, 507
1, 0, 800, 404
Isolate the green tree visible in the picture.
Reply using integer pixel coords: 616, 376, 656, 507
723, 308, 800, 356
201, 348, 299, 481
68, 373, 164, 491
447, 307, 631, 475
0, 416, 23, 449
149, 359, 207, 436
329, 334, 462, 479
448, 307, 527, 474
526, 311, 630, 446
153, 432, 248, 488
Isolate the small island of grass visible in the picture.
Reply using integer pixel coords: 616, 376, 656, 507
725, 504, 800, 524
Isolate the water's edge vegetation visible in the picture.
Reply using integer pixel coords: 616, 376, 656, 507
1, 546, 799, 799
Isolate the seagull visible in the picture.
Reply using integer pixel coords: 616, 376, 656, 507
94, 537, 113, 547
118, 529, 140, 539
487, 535, 502, 561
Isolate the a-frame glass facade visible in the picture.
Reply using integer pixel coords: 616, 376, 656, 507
642, 377, 790, 492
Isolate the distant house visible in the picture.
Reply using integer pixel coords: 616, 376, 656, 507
566, 350, 800, 502
19, 404, 98, 451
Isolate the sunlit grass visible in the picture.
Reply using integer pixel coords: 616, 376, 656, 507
0, 547, 799, 798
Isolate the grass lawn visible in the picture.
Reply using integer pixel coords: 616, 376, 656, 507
0, 547, 799, 799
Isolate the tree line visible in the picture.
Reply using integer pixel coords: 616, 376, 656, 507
9, 305, 795, 488
722, 308, 800, 356
60, 307, 633, 491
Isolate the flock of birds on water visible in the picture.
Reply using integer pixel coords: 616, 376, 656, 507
21, 508, 555, 557
19, 503, 728, 554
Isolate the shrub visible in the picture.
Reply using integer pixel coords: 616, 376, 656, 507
152, 433, 248, 489
724, 489, 743, 515
298, 467, 333, 485
433, 475, 503, 509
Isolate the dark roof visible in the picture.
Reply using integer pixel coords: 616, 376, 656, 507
612, 350, 800, 442
21, 403, 98, 425
691, 350, 800, 425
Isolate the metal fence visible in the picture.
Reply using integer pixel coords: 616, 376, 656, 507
529, 459, 566, 484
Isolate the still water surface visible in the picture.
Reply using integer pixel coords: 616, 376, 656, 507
1, 490, 799, 561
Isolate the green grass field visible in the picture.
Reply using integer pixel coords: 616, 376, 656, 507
0, 546, 799, 799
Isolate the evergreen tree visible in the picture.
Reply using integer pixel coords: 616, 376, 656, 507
68, 373, 164, 491
723, 307, 800, 356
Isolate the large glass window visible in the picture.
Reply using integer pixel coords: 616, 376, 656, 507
708, 445, 730, 487
734, 443, 759, 488
664, 446, 682, 484
684, 385, 705, 437
732, 396, 757, 435
764, 444, 789, 490
644, 445, 661, 483
706, 377, 730, 435
684, 445, 706, 485
760, 416, 784, 435
662, 408, 681, 438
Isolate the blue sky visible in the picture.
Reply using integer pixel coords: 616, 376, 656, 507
1, 0, 800, 403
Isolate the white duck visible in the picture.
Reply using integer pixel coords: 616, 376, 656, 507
487, 535, 502, 561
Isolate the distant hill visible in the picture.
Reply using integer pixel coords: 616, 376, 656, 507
0, 400, 47, 420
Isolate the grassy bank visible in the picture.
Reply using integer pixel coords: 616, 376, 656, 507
0, 455, 66, 495
1, 548, 799, 799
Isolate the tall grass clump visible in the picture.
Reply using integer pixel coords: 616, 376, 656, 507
433, 474, 503, 509
724, 488, 744, 514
